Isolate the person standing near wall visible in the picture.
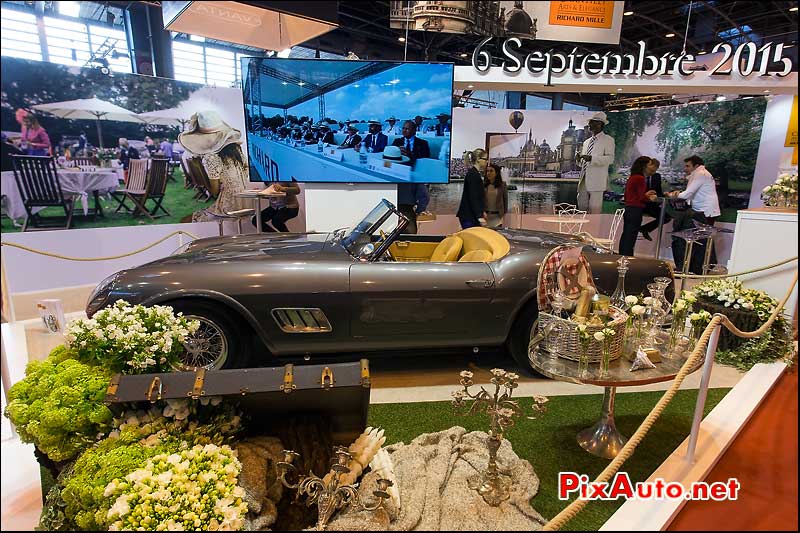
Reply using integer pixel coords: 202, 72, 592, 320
577, 112, 615, 214
457, 148, 488, 229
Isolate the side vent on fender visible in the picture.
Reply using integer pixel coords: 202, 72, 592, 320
271, 308, 333, 333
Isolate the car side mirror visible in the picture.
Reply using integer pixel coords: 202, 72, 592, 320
359, 243, 375, 258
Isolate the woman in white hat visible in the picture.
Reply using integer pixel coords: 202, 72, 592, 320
179, 110, 248, 222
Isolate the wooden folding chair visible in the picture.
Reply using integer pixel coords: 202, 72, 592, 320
11, 155, 76, 231
141, 158, 171, 218
72, 156, 98, 167
188, 157, 215, 201
112, 159, 149, 216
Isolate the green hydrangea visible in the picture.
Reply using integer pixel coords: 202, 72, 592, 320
3, 354, 114, 462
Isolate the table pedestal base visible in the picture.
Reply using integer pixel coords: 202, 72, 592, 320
577, 386, 628, 459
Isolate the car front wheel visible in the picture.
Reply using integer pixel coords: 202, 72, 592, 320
506, 301, 544, 377
168, 300, 252, 370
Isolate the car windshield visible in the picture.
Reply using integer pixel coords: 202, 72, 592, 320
342, 199, 399, 257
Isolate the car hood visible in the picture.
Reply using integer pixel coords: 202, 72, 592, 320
150, 232, 344, 265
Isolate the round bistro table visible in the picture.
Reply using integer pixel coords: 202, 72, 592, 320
529, 343, 703, 459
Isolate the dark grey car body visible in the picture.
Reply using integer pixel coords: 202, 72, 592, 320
88, 227, 673, 362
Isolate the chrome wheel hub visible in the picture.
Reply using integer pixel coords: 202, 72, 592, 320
175, 315, 229, 370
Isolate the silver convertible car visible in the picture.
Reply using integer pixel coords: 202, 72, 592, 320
87, 200, 673, 373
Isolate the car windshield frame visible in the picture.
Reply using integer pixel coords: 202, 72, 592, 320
341, 199, 408, 261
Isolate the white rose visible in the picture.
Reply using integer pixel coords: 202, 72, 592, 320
625, 295, 638, 306
632, 305, 646, 315
593, 332, 605, 341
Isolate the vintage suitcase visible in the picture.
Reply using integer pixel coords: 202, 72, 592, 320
105, 359, 371, 445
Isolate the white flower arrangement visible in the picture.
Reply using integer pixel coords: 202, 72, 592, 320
105, 443, 247, 531
693, 279, 780, 321
65, 300, 200, 373
631, 305, 646, 316
761, 172, 798, 207
624, 295, 639, 307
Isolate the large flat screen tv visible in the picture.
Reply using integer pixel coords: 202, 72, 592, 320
241, 58, 453, 184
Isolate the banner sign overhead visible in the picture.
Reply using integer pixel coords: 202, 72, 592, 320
389, 1, 623, 44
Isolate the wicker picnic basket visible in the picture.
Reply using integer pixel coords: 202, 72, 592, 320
532, 306, 629, 363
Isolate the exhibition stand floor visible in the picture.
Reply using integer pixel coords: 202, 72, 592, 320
667, 369, 798, 532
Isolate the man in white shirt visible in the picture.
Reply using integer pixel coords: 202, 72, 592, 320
667, 155, 721, 224
577, 112, 615, 214
667, 155, 721, 273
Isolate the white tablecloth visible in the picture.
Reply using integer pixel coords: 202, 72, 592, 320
1, 169, 119, 220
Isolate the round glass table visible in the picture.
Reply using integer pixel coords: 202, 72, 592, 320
529, 342, 703, 459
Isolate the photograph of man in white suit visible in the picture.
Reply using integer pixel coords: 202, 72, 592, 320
577, 112, 615, 214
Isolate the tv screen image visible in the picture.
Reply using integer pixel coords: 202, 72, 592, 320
241, 58, 454, 184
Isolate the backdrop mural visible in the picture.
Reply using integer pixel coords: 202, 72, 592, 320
438, 98, 767, 223
1, 57, 246, 232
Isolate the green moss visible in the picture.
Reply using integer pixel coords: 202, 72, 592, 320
368, 387, 729, 531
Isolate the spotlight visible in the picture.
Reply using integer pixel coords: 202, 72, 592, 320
715, 95, 726, 101
398, 36, 406, 42
623, 10, 634, 16
790, 6, 798, 11
665, 33, 675, 38
697, 50, 707, 55
617, 88, 623, 91
460, 53, 468, 58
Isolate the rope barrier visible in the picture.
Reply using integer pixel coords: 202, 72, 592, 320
543, 270, 798, 531
0, 230, 199, 262
674, 256, 798, 280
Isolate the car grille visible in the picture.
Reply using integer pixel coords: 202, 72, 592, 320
271, 308, 333, 333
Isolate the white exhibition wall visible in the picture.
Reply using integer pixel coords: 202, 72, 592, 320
750, 95, 797, 208
2, 222, 220, 294
303, 183, 398, 233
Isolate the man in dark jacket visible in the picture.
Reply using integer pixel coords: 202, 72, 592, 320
391, 121, 430, 162
639, 158, 672, 240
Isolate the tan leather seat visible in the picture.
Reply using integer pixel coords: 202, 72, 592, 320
430, 235, 463, 262
453, 227, 510, 261
458, 249, 493, 263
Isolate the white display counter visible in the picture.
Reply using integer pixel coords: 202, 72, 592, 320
727, 208, 798, 317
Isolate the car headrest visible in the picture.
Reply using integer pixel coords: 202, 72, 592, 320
453, 227, 510, 260
430, 235, 463, 262
458, 249, 493, 263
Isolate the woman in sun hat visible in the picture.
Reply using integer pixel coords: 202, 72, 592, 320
179, 110, 248, 222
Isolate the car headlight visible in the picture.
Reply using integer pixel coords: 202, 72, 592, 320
86, 271, 122, 316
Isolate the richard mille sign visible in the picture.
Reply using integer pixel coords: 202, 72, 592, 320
472, 37, 795, 85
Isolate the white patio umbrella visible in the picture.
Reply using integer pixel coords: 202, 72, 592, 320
137, 107, 193, 130
32, 97, 142, 148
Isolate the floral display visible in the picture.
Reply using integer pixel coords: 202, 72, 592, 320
689, 280, 776, 319
684, 279, 793, 370
594, 328, 616, 376
761, 172, 798, 208
104, 444, 247, 531
65, 300, 200, 373
3, 350, 114, 462
689, 310, 713, 340
58, 398, 243, 531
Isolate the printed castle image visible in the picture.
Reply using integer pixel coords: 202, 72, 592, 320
501, 118, 590, 178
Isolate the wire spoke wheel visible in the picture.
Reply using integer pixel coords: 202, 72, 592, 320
175, 315, 229, 370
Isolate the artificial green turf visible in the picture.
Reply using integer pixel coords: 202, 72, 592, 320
368, 387, 730, 531
1, 170, 211, 232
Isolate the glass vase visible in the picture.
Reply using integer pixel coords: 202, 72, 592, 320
578, 343, 590, 378
600, 343, 611, 378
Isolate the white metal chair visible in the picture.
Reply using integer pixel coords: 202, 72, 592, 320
591, 208, 625, 250
556, 206, 587, 234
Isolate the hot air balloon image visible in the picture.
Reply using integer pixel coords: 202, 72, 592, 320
509, 111, 524, 132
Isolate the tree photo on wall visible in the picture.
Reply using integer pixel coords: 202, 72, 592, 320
0, 56, 197, 149
605, 98, 768, 222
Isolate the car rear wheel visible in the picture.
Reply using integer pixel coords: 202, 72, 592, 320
506, 301, 545, 377
168, 300, 252, 370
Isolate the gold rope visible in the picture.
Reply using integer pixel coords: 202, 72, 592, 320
674, 256, 798, 279
0, 231, 199, 262
543, 270, 798, 531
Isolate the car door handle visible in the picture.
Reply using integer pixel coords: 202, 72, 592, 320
465, 279, 494, 288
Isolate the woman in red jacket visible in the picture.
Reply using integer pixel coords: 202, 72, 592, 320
618, 156, 658, 256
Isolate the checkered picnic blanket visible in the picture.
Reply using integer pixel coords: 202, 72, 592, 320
537, 245, 597, 312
